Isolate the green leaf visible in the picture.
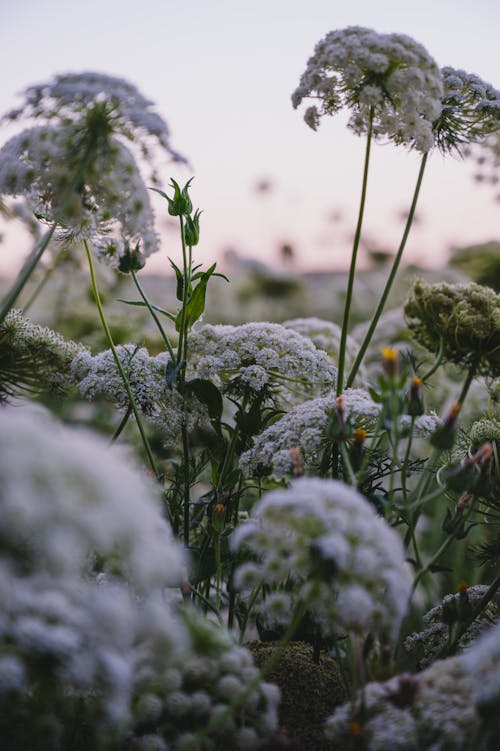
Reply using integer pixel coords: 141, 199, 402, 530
116, 298, 177, 322
168, 257, 185, 301
182, 262, 217, 330
186, 378, 223, 421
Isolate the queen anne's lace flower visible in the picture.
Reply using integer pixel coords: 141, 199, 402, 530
188, 322, 336, 404
461, 619, 500, 741
325, 657, 478, 750
72, 345, 212, 447
0, 308, 87, 397
0, 405, 183, 589
130, 607, 280, 750
0, 72, 185, 264
292, 26, 443, 152
435, 67, 500, 155
283, 317, 367, 385
232, 477, 411, 639
240, 388, 438, 479
405, 280, 500, 376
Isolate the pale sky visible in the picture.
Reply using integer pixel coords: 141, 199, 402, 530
1, 0, 500, 275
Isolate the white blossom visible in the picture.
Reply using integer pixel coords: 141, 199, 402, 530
0, 405, 184, 589
72, 345, 213, 447
0, 72, 186, 264
461, 619, 500, 726
189, 321, 336, 404
325, 657, 477, 750
232, 477, 412, 639
292, 26, 443, 152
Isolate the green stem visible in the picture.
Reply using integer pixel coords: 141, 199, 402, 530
0, 222, 57, 324
346, 152, 428, 388
214, 534, 222, 612
457, 364, 476, 406
83, 240, 159, 477
336, 107, 374, 396
110, 403, 132, 444
421, 337, 445, 382
130, 269, 176, 361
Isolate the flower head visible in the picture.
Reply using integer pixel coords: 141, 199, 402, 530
292, 26, 443, 152
434, 67, 500, 155
405, 279, 500, 376
188, 322, 337, 404
0, 72, 186, 264
232, 477, 412, 639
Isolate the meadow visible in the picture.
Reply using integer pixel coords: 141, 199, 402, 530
0, 26, 500, 751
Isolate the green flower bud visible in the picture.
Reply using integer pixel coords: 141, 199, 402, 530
118, 244, 146, 273
166, 177, 193, 216
184, 208, 202, 246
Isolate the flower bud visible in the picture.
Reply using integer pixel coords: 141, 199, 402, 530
381, 347, 399, 378
184, 208, 202, 246
118, 243, 146, 273
166, 177, 193, 216
407, 376, 425, 417
430, 403, 461, 450
211, 502, 226, 535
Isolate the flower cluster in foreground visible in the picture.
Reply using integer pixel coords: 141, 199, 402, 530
232, 477, 412, 639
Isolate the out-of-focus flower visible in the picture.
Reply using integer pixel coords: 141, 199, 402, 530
232, 477, 412, 639
0, 72, 186, 264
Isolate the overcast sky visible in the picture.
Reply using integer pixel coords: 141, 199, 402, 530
1, 0, 500, 275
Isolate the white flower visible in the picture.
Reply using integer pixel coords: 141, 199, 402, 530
283, 317, 367, 385
435, 67, 500, 154
189, 321, 337, 404
239, 388, 380, 479
232, 477, 412, 639
72, 345, 212, 447
0, 72, 186, 263
0, 405, 184, 589
325, 657, 477, 750
461, 619, 500, 722
292, 26, 443, 152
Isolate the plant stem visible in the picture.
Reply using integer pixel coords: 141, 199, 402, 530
83, 239, 159, 477
346, 152, 428, 388
336, 107, 374, 396
457, 364, 476, 406
130, 269, 176, 361
0, 222, 57, 324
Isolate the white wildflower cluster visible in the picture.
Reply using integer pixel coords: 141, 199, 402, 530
0, 72, 185, 264
0, 308, 87, 395
283, 317, 367, 385
0, 406, 183, 589
72, 345, 212, 447
404, 585, 499, 669
291, 26, 443, 152
461, 620, 500, 739
240, 388, 437, 479
188, 322, 336, 404
129, 607, 280, 751
0, 406, 187, 747
435, 67, 500, 154
325, 657, 478, 750
232, 477, 412, 639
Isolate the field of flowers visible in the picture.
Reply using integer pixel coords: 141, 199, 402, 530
1, 25, 500, 751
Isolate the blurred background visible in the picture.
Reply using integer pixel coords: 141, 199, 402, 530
1, 0, 500, 282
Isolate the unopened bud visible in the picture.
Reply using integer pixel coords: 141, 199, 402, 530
184, 208, 202, 246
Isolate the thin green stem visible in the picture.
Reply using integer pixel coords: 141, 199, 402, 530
130, 269, 176, 361
346, 152, 428, 389
421, 337, 445, 382
336, 107, 374, 396
83, 240, 159, 477
457, 364, 476, 406
214, 534, 222, 612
